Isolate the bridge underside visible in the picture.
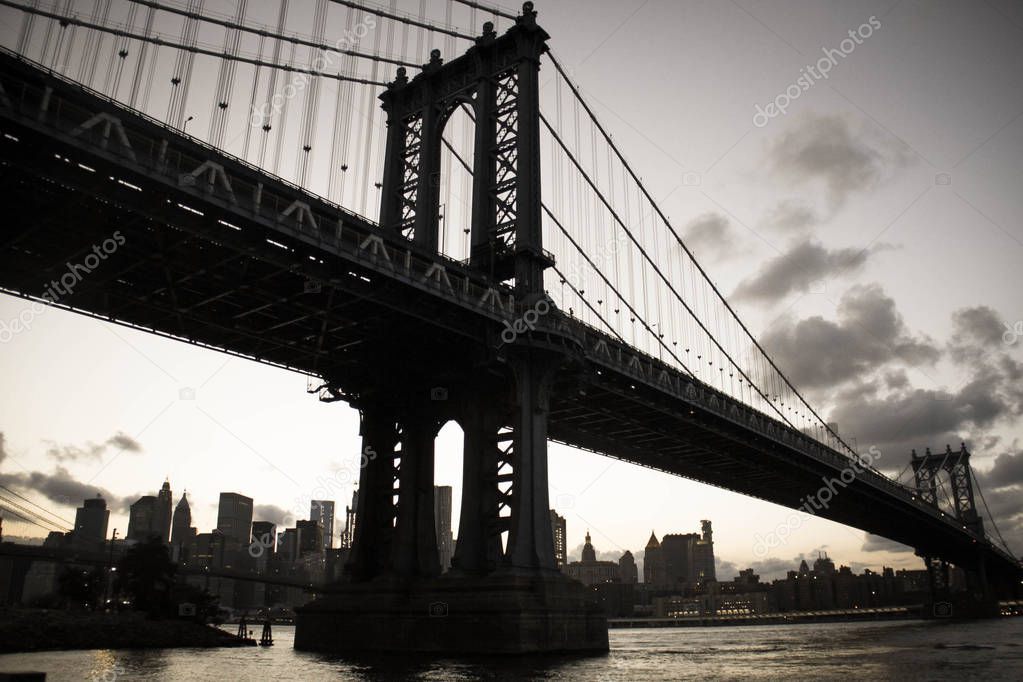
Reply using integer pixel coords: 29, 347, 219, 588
0, 106, 1019, 593
0, 39, 1019, 656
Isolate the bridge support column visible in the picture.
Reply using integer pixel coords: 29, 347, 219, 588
505, 349, 558, 571
389, 412, 442, 578
344, 404, 399, 582
450, 394, 505, 575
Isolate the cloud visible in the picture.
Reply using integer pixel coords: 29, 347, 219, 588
732, 241, 886, 303
254, 504, 293, 527
980, 451, 1023, 490
765, 200, 818, 235
770, 114, 911, 206
682, 213, 738, 261
44, 432, 142, 463
861, 534, 914, 554
565, 540, 631, 564
762, 284, 940, 389
0, 432, 6, 466
0, 466, 135, 513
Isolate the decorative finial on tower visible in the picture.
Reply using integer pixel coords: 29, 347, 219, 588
430, 49, 442, 63
394, 66, 408, 86
483, 21, 496, 38
519, 1, 537, 27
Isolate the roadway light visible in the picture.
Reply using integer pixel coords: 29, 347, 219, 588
184, 115, 195, 135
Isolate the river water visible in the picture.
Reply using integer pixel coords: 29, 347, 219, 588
1, 619, 1021, 681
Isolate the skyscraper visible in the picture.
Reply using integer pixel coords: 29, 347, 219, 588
550, 510, 567, 569
170, 492, 197, 561
310, 500, 335, 551
127, 496, 157, 542
341, 490, 358, 549
619, 550, 638, 584
73, 495, 109, 545
643, 531, 664, 585
434, 486, 453, 572
296, 519, 322, 557
216, 492, 253, 547
154, 479, 173, 543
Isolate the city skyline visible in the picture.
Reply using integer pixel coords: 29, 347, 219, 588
1, 0, 1022, 587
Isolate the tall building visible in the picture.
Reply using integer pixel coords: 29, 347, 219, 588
434, 486, 453, 572
278, 528, 299, 563
251, 521, 276, 572
550, 510, 567, 569
127, 496, 157, 541
154, 479, 173, 543
216, 493, 253, 547
170, 493, 197, 563
296, 519, 322, 557
619, 550, 638, 584
341, 490, 358, 549
643, 531, 664, 585
73, 495, 109, 545
170, 493, 194, 545
695, 520, 716, 582
645, 522, 717, 587
310, 500, 335, 551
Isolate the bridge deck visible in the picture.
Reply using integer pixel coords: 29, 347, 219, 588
0, 50, 1018, 584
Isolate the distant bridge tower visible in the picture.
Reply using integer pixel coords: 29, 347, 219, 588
911, 444, 996, 617
911, 444, 983, 536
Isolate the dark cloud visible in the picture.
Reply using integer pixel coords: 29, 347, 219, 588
861, 534, 914, 554
762, 284, 940, 389
770, 114, 910, 206
0, 432, 6, 466
682, 213, 736, 261
765, 200, 818, 235
732, 241, 885, 303
980, 451, 1023, 490
0, 466, 134, 512
254, 504, 293, 526
45, 432, 142, 463
824, 304, 1023, 457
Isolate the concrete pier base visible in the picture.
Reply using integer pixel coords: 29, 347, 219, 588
293, 572, 609, 655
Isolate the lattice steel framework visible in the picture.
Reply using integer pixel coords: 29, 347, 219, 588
378, 3, 551, 295
912, 444, 984, 536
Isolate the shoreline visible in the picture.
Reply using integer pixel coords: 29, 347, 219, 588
0, 609, 255, 654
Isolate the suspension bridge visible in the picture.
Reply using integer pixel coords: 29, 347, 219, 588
0, 0, 1019, 654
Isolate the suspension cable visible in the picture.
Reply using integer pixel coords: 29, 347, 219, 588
545, 51, 856, 457
328, 0, 474, 41
0, 0, 390, 86
125, 0, 418, 68
0, 484, 74, 528
452, 0, 517, 21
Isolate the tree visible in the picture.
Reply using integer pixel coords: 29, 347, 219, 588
115, 536, 176, 616
57, 567, 103, 609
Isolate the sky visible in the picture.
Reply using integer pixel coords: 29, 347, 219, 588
1, 0, 1022, 582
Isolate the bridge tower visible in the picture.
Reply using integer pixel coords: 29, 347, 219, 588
911, 444, 998, 618
294, 3, 608, 654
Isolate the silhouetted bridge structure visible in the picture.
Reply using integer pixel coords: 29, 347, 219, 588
0, 0, 1020, 654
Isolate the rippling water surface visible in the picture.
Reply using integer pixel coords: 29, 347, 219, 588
1, 619, 1021, 680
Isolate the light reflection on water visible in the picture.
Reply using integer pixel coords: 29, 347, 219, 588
1, 619, 1021, 681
